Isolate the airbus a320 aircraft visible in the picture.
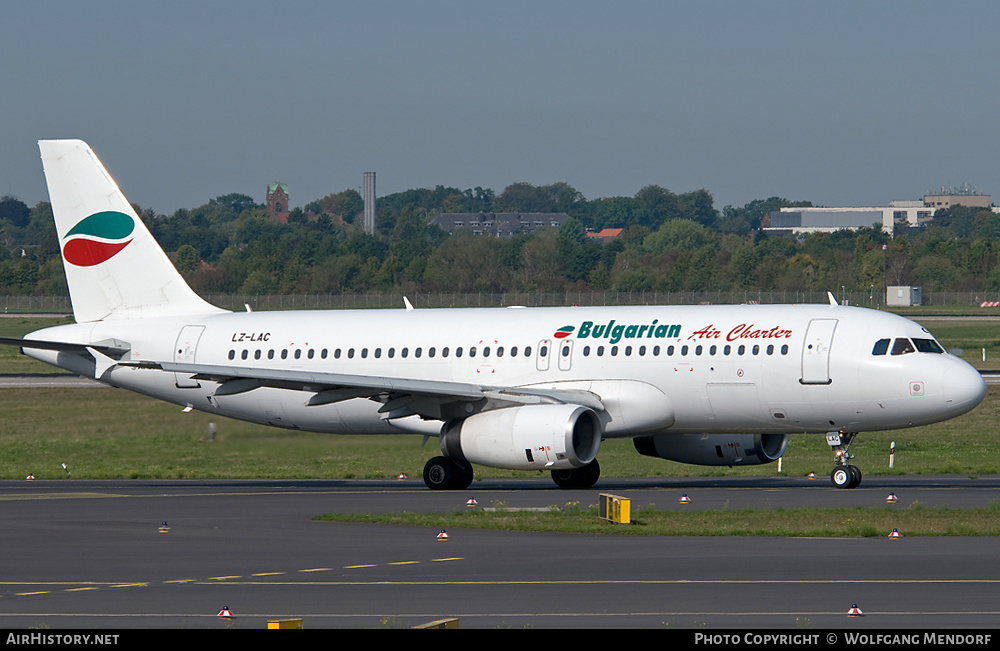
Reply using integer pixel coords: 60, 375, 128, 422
3, 140, 988, 490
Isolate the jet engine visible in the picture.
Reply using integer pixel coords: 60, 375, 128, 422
633, 432, 788, 466
440, 404, 601, 471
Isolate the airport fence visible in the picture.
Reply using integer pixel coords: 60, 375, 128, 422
8, 290, 1000, 314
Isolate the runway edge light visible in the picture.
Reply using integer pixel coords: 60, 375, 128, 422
218, 607, 234, 619
437, 529, 449, 541
847, 604, 864, 617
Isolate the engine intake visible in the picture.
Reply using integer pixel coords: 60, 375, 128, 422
441, 404, 601, 471
633, 432, 788, 466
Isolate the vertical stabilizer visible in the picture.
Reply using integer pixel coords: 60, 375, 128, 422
39, 140, 226, 322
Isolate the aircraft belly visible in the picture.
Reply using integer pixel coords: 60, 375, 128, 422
706, 382, 770, 428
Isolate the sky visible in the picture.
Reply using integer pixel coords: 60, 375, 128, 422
3, 1, 1000, 216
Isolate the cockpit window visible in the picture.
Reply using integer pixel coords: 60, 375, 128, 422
912, 338, 944, 354
890, 338, 916, 355
872, 338, 890, 356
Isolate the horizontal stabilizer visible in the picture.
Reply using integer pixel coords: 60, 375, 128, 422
0, 336, 129, 357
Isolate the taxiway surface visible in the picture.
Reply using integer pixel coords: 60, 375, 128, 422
0, 476, 996, 629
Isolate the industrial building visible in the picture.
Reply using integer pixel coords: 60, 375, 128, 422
763, 187, 992, 236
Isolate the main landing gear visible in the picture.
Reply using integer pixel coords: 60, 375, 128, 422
550, 459, 601, 489
827, 431, 862, 489
422, 456, 602, 490
423, 456, 474, 490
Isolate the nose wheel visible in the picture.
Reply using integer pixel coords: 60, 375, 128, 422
827, 431, 862, 489
831, 464, 862, 489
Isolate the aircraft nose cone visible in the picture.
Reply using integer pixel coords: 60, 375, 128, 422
943, 362, 987, 414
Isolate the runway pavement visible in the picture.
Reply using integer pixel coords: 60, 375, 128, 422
0, 476, 997, 630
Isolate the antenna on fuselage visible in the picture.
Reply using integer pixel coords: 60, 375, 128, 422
404, 297, 414, 311
827, 292, 839, 306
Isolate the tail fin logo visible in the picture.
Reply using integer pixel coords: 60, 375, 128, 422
62, 211, 135, 267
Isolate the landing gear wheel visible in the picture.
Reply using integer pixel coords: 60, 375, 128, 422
551, 459, 601, 489
831, 465, 862, 489
831, 466, 852, 489
423, 456, 474, 490
827, 431, 862, 489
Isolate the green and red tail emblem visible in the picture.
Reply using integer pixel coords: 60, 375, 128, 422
62, 211, 135, 267
554, 325, 575, 339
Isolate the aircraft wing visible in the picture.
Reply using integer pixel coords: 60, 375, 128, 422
141, 361, 606, 421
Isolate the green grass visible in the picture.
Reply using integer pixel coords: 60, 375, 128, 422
1, 385, 998, 481
316, 501, 1000, 536
0, 315, 75, 374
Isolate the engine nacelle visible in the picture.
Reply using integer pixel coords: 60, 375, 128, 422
441, 404, 602, 471
633, 432, 789, 466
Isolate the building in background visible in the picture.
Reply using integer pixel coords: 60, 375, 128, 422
922, 184, 992, 210
763, 186, 994, 237
586, 228, 623, 244
432, 212, 570, 238
266, 182, 290, 223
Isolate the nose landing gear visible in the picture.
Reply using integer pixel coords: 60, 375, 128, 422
827, 431, 862, 489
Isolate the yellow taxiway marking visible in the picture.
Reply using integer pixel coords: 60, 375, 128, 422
209, 576, 241, 581
251, 572, 285, 577
65, 587, 100, 592
343, 564, 377, 569
388, 561, 420, 566
15, 592, 50, 596
298, 568, 332, 573
433, 558, 464, 562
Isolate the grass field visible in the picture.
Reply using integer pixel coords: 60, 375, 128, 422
316, 502, 1000, 537
1, 380, 998, 481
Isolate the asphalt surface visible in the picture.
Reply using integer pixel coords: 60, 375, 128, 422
0, 475, 997, 630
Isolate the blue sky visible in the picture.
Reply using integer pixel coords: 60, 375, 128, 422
3, 1, 999, 215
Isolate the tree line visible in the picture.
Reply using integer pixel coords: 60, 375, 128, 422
1, 182, 998, 299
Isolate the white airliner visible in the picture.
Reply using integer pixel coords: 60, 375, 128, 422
2, 140, 988, 490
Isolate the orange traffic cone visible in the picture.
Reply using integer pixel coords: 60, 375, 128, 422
466, 497, 478, 507
678, 494, 691, 503
218, 607, 234, 619
886, 493, 898, 503
847, 604, 864, 617
437, 529, 449, 541
888, 528, 902, 538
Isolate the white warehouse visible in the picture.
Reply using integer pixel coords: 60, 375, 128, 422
765, 202, 934, 236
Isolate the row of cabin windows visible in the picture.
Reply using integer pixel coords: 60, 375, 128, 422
227, 342, 791, 362
228, 345, 535, 362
